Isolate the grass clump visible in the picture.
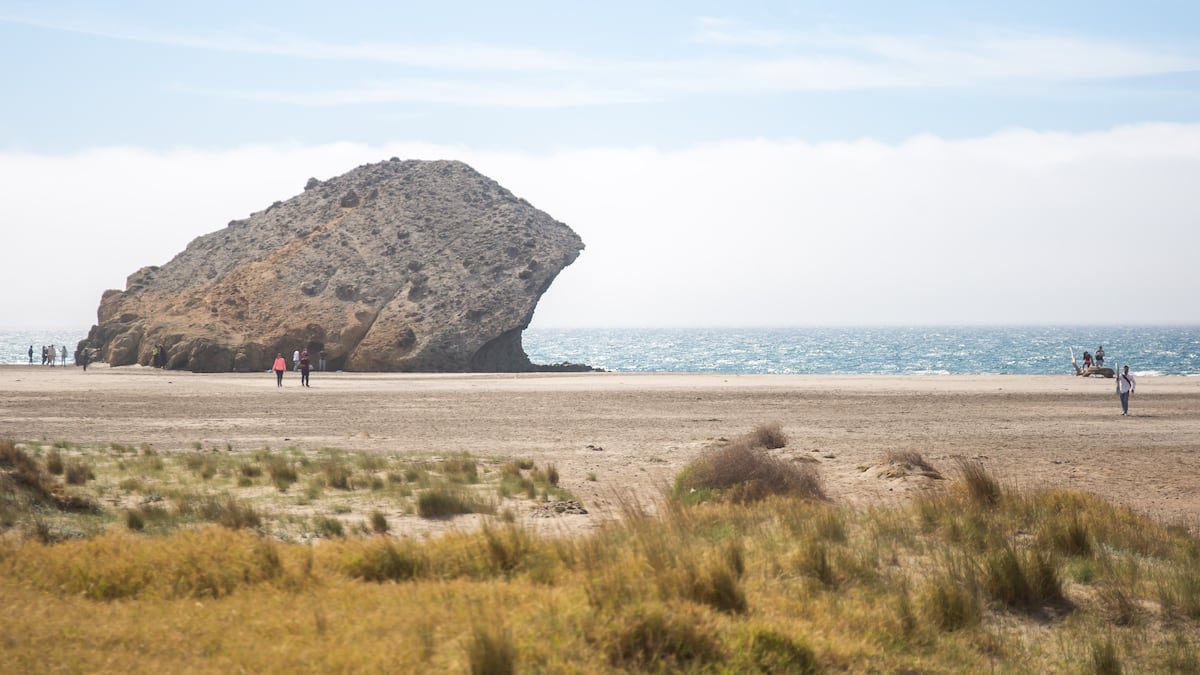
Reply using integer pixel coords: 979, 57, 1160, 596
604, 602, 723, 670
467, 618, 516, 675
44, 449, 65, 475
369, 510, 389, 534
417, 487, 492, 518
673, 424, 824, 504
173, 494, 262, 530
64, 460, 95, 485
264, 454, 299, 492
341, 538, 424, 582
748, 422, 789, 449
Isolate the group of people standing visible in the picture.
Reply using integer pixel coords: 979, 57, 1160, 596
273, 348, 324, 387
1081, 345, 1106, 369
30, 344, 68, 367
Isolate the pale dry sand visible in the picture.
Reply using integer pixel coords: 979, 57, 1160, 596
3, 365, 1199, 535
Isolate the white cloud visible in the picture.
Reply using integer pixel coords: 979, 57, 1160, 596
692, 16, 787, 47
2, 125, 1197, 330
7, 10, 1197, 107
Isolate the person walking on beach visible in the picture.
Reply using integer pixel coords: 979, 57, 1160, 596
1095, 346, 1105, 367
79, 349, 91, 371
28, 345, 33, 364
1117, 365, 1136, 416
47, 344, 54, 367
318, 349, 327, 372
293, 349, 301, 372
61, 345, 68, 366
300, 350, 311, 387
273, 353, 287, 387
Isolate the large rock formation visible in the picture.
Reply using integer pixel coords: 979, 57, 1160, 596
80, 159, 584, 372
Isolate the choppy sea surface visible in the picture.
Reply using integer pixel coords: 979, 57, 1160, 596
3, 326, 1198, 376
523, 326, 1200, 376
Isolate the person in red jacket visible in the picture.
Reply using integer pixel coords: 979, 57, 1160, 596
273, 353, 287, 387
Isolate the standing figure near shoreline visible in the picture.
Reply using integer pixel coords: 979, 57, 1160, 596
1095, 345, 1105, 367
1117, 365, 1136, 416
300, 350, 311, 387
28, 345, 33, 364
273, 353, 287, 387
61, 345, 67, 367
293, 349, 301, 372
47, 345, 54, 367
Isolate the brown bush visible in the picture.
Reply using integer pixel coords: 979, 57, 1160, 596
674, 434, 824, 504
748, 422, 789, 450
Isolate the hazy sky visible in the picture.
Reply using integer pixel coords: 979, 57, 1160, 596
2, 1, 1198, 329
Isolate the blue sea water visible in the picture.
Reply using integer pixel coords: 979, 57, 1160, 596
522, 326, 1200, 376
3, 326, 1198, 376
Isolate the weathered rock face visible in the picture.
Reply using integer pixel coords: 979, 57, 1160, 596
80, 159, 584, 372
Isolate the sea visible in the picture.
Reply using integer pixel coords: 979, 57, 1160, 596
6, 326, 1197, 376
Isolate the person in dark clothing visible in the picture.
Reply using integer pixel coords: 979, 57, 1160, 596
300, 350, 311, 387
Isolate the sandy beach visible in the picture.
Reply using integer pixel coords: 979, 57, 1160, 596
3, 364, 1199, 534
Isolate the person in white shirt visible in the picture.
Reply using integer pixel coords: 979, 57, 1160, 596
1117, 365, 1136, 416
293, 349, 301, 372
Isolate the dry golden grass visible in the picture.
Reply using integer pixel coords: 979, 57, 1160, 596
3, 435, 1200, 673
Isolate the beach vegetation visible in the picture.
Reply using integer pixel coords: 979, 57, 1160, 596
672, 426, 825, 504
417, 486, 492, 518
2, 437, 1199, 672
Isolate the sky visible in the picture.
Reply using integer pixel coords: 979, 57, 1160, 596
1, 1, 1199, 330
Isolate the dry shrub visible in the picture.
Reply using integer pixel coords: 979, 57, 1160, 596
1, 441, 52, 497
1040, 513, 1094, 558
64, 460, 94, 485
674, 437, 824, 504
417, 487, 490, 518
341, 538, 424, 582
604, 602, 723, 670
179, 495, 261, 530
921, 571, 982, 632
883, 450, 942, 478
321, 460, 353, 490
266, 455, 298, 491
1089, 637, 1123, 675
740, 627, 818, 674
982, 545, 1065, 611
442, 453, 479, 483
44, 449, 65, 475
369, 510, 389, 534
748, 422, 789, 449
687, 540, 748, 614
954, 457, 1002, 507
467, 618, 516, 675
